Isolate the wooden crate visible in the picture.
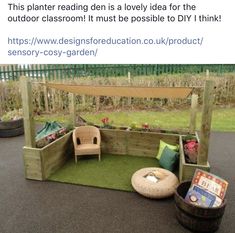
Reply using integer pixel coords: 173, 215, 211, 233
100, 129, 179, 158
179, 135, 210, 182
23, 131, 73, 180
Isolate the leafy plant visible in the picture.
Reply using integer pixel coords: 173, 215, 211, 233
101, 117, 114, 129
64, 122, 75, 131
142, 122, 150, 131
1, 109, 23, 122
152, 120, 161, 129
129, 121, 137, 130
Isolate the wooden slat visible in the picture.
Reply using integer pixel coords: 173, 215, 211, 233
100, 129, 179, 157
100, 129, 127, 155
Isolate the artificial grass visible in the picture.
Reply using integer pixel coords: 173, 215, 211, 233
48, 154, 160, 192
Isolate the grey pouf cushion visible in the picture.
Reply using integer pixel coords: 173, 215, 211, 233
131, 167, 179, 199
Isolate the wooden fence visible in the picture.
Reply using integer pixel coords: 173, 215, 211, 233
1, 64, 235, 81
0, 74, 235, 115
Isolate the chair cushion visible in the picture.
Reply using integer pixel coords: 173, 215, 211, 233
76, 144, 100, 150
75, 144, 100, 155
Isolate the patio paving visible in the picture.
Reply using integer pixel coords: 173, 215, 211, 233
0, 132, 235, 233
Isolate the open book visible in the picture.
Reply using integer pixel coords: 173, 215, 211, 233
144, 171, 160, 183
144, 170, 168, 183
185, 169, 228, 207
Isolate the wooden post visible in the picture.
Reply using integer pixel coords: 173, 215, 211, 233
206, 69, 210, 77
113, 96, 120, 107
146, 80, 151, 102
82, 95, 86, 107
127, 72, 132, 105
20, 76, 36, 148
51, 77, 56, 112
95, 96, 100, 111
0, 82, 3, 115
36, 82, 41, 112
1, 82, 6, 113
43, 77, 49, 112
51, 70, 57, 112
189, 94, 198, 134
51, 89, 56, 112
198, 80, 214, 165
69, 93, 76, 126
127, 71, 131, 83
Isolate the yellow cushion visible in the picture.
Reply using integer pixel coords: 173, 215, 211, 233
156, 140, 178, 160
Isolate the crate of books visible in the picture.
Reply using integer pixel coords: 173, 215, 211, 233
174, 169, 228, 233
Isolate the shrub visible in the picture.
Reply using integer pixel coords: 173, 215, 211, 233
0, 109, 23, 122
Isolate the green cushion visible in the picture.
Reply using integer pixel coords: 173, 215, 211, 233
159, 146, 179, 171
156, 140, 178, 160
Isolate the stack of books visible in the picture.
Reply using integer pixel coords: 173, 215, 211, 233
185, 169, 228, 207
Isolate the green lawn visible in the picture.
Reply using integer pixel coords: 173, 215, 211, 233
35, 107, 235, 132
82, 107, 235, 132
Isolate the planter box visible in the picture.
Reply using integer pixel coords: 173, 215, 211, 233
22, 128, 210, 182
179, 135, 210, 182
23, 131, 73, 180
23, 128, 180, 181
100, 128, 179, 158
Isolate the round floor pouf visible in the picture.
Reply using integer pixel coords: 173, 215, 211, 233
131, 167, 179, 199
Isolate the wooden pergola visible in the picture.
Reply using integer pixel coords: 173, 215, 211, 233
20, 77, 214, 181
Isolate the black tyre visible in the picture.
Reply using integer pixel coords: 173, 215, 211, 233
0, 118, 23, 130
0, 126, 24, 137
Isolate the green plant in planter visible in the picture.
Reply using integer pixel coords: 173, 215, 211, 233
35, 121, 68, 148
101, 117, 115, 129
153, 120, 161, 128
1, 109, 23, 122
129, 121, 138, 130
142, 122, 150, 131
64, 122, 75, 131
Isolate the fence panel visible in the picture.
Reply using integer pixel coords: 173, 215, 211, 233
1, 64, 235, 81
0, 74, 235, 115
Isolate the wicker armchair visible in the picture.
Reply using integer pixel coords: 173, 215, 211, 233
72, 126, 101, 163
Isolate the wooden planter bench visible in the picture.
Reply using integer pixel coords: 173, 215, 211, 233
23, 131, 73, 180
23, 128, 180, 181
22, 128, 211, 182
